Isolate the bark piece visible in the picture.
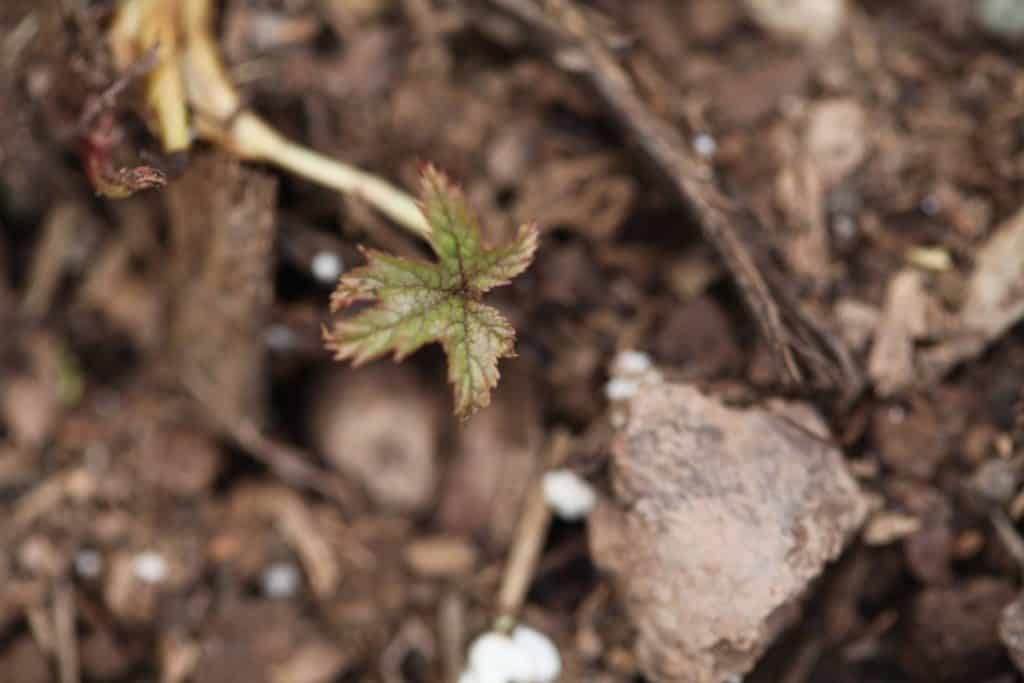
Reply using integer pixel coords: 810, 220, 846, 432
588, 383, 866, 683
920, 205, 1024, 381
167, 152, 277, 423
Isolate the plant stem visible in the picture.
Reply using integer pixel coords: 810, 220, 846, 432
229, 114, 430, 239
180, 0, 430, 238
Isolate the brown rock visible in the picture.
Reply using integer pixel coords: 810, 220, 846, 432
309, 366, 440, 513
589, 383, 866, 683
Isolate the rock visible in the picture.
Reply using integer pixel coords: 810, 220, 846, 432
1000, 591, 1024, 674
309, 366, 441, 512
588, 383, 866, 683
742, 0, 846, 45
805, 100, 869, 190
976, 0, 1024, 41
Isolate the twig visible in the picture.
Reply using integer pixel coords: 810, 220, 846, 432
496, 429, 572, 626
53, 581, 80, 683
438, 593, 467, 683
992, 509, 1024, 576
183, 375, 364, 514
21, 204, 78, 318
483, 0, 861, 394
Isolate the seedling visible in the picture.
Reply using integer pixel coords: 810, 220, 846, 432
106, 1, 541, 414
323, 166, 538, 418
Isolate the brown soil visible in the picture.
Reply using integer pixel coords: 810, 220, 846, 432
2, 1, 1024, 682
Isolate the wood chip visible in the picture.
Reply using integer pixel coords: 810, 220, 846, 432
404, 536, 478, 578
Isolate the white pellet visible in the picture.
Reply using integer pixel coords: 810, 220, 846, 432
462, 625, 562, 683
542, 469, 597, 520
133, 550, 168, 584
616, 349, 653, 375
694, 133, 718, 159
311, 251, 342, 283
74, 549, 103, 578
262, 562, 301, 598
605, 377, 639, 401
265, 324, 297, 351
512, 625, 561, 681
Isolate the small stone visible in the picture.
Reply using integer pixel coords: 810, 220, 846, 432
1001, 592, 1024, 674
309, 366, 440, 512
970, 458, 1021, 506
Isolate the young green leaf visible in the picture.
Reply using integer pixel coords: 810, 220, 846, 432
324, 165, 538, 418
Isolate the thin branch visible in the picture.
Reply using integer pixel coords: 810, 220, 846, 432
483, 0, 861, 395
496, 429, 572, 626
183, 374, 364, 515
